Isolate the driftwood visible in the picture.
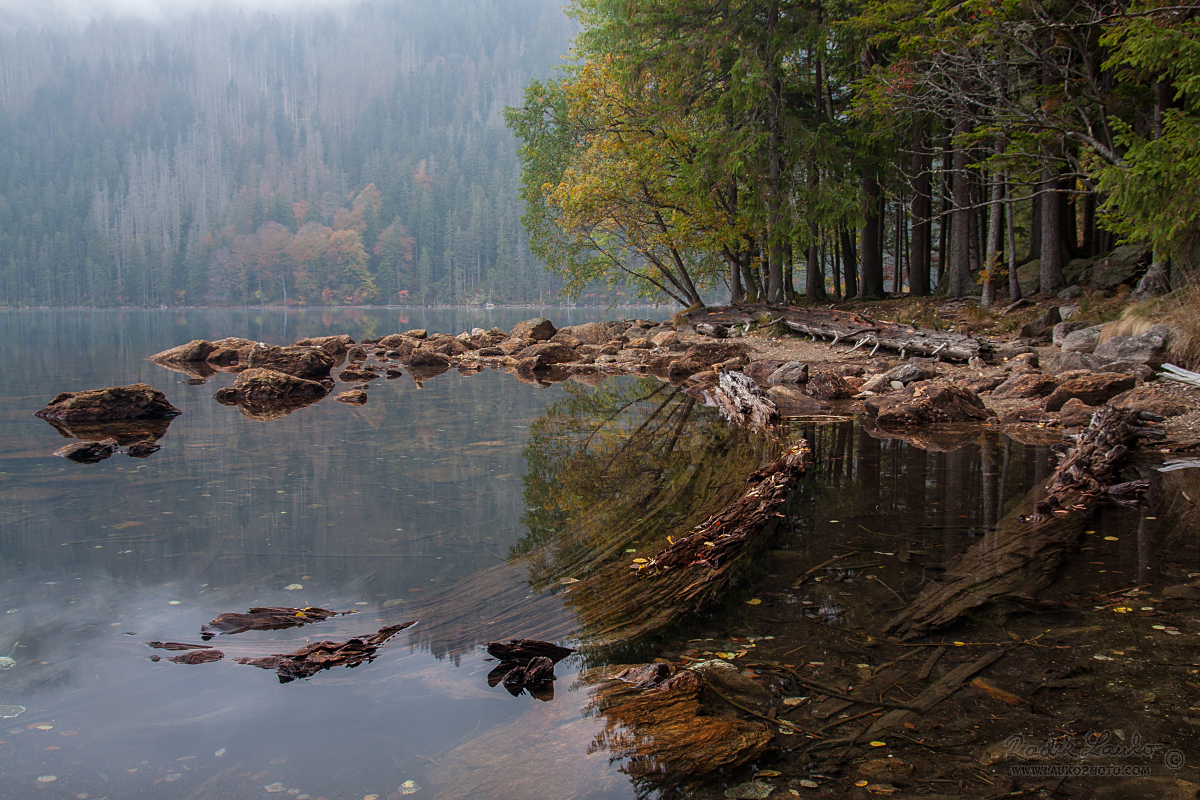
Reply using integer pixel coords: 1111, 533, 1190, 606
168, 650, 224, 665
636, 440, 810, 602
235, 622, 413, 683
147, 641, 213, 651
201, 606, 357, 638
498, 656, 558, 699
782, 309, 988, 361
708, 370, 779, 429
887, 407, 1150, 637
486, 639, 574, 664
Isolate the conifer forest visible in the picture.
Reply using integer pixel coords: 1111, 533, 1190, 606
0, 0, 576, 307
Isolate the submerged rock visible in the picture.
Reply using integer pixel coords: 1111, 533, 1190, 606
53, 438, 119, 463
126, 439, 162, 458
335, 390, 368, 405
213, 369, 330, 419
149, 339, 216, 363
36, 384, 181, 424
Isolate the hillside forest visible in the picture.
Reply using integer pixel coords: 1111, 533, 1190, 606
0, 0, 578, 307
508, 0, 1200, 308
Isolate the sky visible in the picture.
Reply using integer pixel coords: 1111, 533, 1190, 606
0, 0, 354, 29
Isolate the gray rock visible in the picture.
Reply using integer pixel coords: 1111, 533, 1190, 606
1091, 242, 1151, 291
1092, 324, 1172, 367
860, 375, 892, 393
1060, 325, 1105, 354
1052, 321, 1089, 347
1057, 285, 1084, 300
1059, 303, 1081, 320
1043, 351, 1107, 374
1018, 306, 1061, 339
884, 360, 939, 385
695, 322, 728, 339
767, 361, 809, 385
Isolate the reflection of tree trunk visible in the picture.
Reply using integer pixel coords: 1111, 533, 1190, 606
888, 408, 1148, 637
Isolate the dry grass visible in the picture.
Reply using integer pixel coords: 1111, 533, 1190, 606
1102, 284, 1200, 368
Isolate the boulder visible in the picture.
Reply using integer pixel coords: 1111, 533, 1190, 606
499, 337, 537, 355
1091, 242, 1151, 291
245, 345, 335, 379
346, 345, 368, 362
767, 386, 830, 415
962, 374, 1006, 394
1052, 320, 1090, 347
1043, 350, 1107, 375
514, 342, 582, 365
743, 360, 784, 384
213, 368, 330, 407
863, 381, 991, 425
1058, 398, 1095, 427
859, 374, 892, 393
1018, 306, 1062, 340
559, 322, 608, 345
149, 339, 215, 363
806, 370, 856, 400
335, 390, 368, 405
339, 367, 379, 382
623, 337, 653, 350
1043, 372, 1137, 411
126, 440, 162, 458
1093, 324, 1172, 367
767, 361, 809, 385
54, 438, 119, 464
884, 360, 939, 385
694, 322, 728, 338
651, 330, 682, 350
1108, 386, 1193, 417
422, 337, 473, 357
991, 373, 1059, 399
294, 334, 355, 355
375, 334, 414, 350
679, 342, 748, 368
400, 350, 452, 368
402, 329, 428, 340
36, 384, 181, 424
1060, 325, 1104, 354
511, 318, 557, 341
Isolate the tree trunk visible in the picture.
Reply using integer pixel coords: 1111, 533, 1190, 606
1027, 191, 1042, 263
840, 224, 858, 298
1039, 165, 1064, 293
909, 126, 932, 296
1006, 174, 1021, 303
947, 118, 972, 297
806, 222, 826, 302
981, 147, 1005, 309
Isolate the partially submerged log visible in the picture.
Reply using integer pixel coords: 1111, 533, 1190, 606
486, 639, 574, 665
707, 369, 779, 429
634, 439, 810, 603
887, 407, 1154, 637
500, 656, 558, 699
235, 622, 413, 683
201, 606, 356, 638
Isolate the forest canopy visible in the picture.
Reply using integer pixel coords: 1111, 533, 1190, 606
508, 0, 1200, 308
0, 0, 582, 307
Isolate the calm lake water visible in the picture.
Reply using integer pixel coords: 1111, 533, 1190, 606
0, 307, 1180, 799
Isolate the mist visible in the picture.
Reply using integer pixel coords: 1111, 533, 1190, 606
0, 0, 358, 31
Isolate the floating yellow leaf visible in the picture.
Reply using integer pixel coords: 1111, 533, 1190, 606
1112, 607, 1132, 613
295, 612, 307, 618
757, 770, 781, 777
1104, 536, 1119, 541
632, 558, 648, 563
746, 598, 762, 605
869, 741, 886, 747
855, 780, 869, 787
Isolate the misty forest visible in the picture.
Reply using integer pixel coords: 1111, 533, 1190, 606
0, 0, 576, 307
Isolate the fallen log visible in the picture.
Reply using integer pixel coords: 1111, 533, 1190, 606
486, 639, 574, 665
778, 307, 990, 361
235, 622, 413, 683
634, 439, 810, 603
707, 369, 779, 429
886, 407, 1151, 638
201, 606, 357, 638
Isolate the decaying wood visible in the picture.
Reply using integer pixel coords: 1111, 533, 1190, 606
708, 369, 779, 429
201, 606, 356, 638
169, 650, 224, 665
779, 308, 990, 361
235, 622, 413, 683
887, 407, 1150, 637
147, 641, 213, 651
501, 656, 558, 699
585, 668, 773, 779
486, 639, 574, 665
809, 668, 908, 719
636, 439, 810, 603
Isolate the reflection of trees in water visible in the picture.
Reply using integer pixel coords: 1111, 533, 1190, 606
513, 378, 786, 647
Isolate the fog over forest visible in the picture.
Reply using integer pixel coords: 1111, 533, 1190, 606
0, 0, 578, 306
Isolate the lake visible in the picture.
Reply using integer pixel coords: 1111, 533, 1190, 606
0, 307, 1186, 799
